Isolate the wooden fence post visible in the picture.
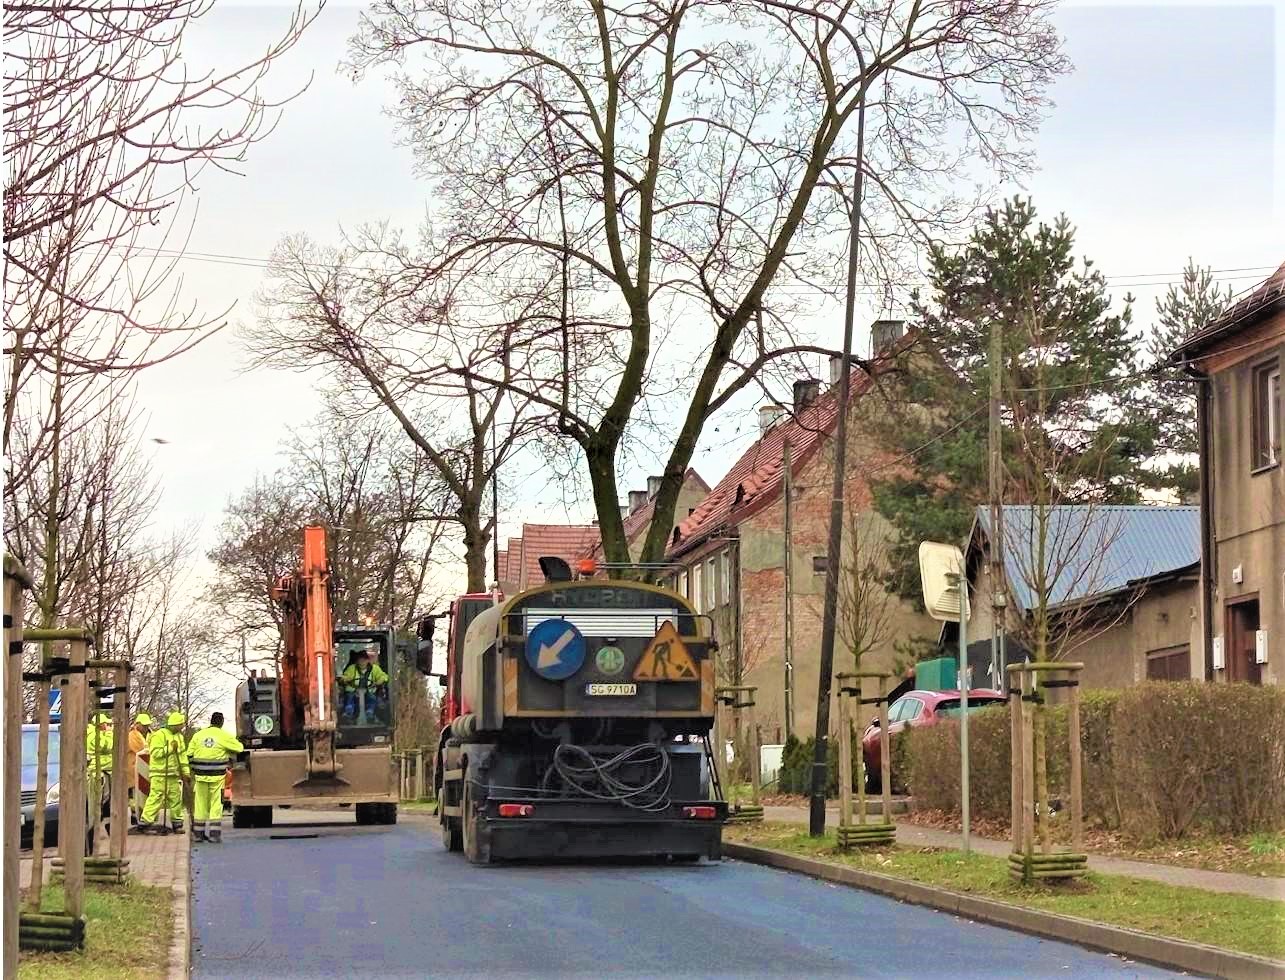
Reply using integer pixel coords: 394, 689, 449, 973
1007, 664, 1024, 860
1067, 666, 1083, 855
3, 558, 33, 977
26, 668, 52, 910
110, 664, 130, 862
60, 636, 90, 918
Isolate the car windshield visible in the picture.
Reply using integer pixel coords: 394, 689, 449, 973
934, 697, 1006, 718
21, 730, 61, 765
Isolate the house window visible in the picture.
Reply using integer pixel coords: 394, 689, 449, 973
1252, 359, 1281, 469
690, 566, 702, 611
705, 559, 717, 612
678, 570, 688, 598
1146, 645, 1190, 682
719, 551, 732, 606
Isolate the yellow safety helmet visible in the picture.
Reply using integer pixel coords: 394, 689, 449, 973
135, 712, 153, 726
166, 711, 185, 727
92, 712, 111, 724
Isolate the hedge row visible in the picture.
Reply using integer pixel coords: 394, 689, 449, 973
904, 682, 1285, 840
775, 731, 910, 796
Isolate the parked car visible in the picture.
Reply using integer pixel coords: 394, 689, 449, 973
861, 689, 1007, 793
20, 723, 110, 850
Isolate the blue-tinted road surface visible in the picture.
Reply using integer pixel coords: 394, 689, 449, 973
191, 812, 1181, 979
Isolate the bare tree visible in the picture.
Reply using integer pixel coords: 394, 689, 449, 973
248, 234, 548, 590
344, 0, 1067, 563
836, 510, 896, 672
3, 0, 322, 458
206, 407, 454, 666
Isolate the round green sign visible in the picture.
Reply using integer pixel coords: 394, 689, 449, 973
595, 645, 625, 676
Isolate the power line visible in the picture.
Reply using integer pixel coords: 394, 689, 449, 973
113, 244, 1278, 292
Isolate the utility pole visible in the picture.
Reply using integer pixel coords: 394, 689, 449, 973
988, 319, 1007, 688
809, 97, 866, 837
783, 436, 794, 742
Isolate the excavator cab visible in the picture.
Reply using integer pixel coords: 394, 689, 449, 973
334, 627, 395, 747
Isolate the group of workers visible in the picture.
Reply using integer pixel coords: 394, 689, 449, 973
84, 709, 244, 843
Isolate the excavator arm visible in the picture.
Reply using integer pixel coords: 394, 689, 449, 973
271, 526, 344, 784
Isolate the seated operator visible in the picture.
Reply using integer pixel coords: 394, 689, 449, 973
339, 645, 390, 724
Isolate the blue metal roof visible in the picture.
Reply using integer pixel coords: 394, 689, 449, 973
972, 505, 1199, 611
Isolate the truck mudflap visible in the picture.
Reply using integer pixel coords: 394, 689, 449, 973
472, 797, 728, 862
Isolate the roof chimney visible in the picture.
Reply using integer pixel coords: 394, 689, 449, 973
628, 489, 648, 512
758, 404, 785, 433
829, 354, 845, 386
619, 504, 630, 518
793, 378, 820, 413
646, 475, 663, 498
871, 319, 905, 354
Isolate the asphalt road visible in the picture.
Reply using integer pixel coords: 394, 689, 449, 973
192, 811, 1182, 979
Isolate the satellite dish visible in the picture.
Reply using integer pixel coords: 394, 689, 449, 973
918, 541, 967, 622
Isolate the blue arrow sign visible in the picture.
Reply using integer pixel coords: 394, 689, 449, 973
525, 619, 586, 681
49, 687, 62, 723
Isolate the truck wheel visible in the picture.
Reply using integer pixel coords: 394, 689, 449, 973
442, 813, 463, 852
379, 803, 398, 825
244, 806, 272, 829
232, 806, 254, 829
355, 803, 373, 826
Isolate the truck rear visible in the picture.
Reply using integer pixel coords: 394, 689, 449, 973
430, 574, 726, 864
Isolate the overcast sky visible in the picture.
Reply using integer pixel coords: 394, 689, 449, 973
134, 0, 1284, 591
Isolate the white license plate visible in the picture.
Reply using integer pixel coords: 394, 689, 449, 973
585, 683, 637, 696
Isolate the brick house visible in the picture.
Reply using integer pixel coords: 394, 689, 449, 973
585, 469, 711, 564
661, 324, 938, 740
498, 523, 601, 594
963, 505, 1202, 690
1171, 261, 1284, 685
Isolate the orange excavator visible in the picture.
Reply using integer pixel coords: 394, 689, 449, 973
229, 526, 399, 827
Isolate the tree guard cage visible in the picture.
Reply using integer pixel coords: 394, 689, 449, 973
837, 672, 895, 848
1008, 661, 1087, 883
718, 686, 763, 824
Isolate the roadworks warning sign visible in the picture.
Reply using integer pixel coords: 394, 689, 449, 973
633, 622, 698, 681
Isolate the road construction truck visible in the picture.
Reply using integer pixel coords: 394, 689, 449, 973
230, 526, 398, 828
422, 558, 727, 864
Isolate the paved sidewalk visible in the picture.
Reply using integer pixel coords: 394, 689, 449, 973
763, 805, 1285, 901
19, 830, 191, 978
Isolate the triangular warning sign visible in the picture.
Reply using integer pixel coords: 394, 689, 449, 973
633, 621, 698, 681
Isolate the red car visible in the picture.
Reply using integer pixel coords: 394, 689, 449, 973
860, 688, 1007, 793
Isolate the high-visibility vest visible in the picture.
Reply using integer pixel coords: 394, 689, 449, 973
86, 723, 114, 773
147, 728, 189, 778
185, 726, 245, 779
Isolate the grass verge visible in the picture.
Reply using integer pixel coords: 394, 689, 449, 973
17, 881, 173, 979
727, 822, 1285, 961
399, 799, 437, 814
906, 810, 1285, 877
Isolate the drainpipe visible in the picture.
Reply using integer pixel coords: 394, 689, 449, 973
1193, 366, 1216, 681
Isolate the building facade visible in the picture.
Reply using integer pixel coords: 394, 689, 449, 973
662, 327, 938, 741
1173, 262, 1283, 686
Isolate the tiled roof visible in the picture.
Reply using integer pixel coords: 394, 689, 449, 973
972, 505, 1199, 611
501, 538, 523, 584
668, 386, 851, 556
1171, 260, 1285, 360
587, 469, 712, 559
514, 524, 601, 589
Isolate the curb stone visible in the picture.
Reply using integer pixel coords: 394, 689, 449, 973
165, 831, 191, 980
725, 842, 1285, 980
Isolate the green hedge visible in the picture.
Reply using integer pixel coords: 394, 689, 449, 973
905, 682, 1285, 840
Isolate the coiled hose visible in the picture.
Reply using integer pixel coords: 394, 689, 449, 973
547, 742, 673, 811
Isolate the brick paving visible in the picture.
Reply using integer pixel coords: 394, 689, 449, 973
763, 804, 1285, 901
19, 828, 191, 979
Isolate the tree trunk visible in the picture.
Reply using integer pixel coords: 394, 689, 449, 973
586, 446, 630, 566
458, 500, 489, 592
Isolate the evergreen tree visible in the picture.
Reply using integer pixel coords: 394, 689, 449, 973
871, 198, 1163, 601
1143, 260, 1233, 496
